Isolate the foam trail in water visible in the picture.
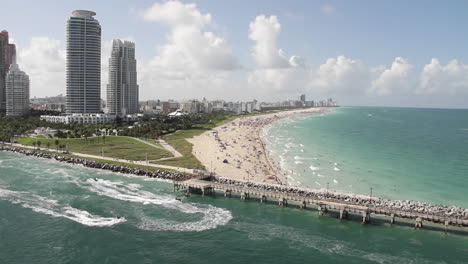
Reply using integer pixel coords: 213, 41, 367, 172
81, 179, 232, 232
0, 187, 124, 227
309, 165, 319, 171
232, 222, 431, 264
334, 167, 341, 171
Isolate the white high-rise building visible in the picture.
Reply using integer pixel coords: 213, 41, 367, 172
66, 10, 101, 114
6, 60, 29, 116
107, 39, 139, 115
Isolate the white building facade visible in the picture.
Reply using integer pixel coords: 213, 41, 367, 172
66, 10, 101, 114
5, 62, 29, 116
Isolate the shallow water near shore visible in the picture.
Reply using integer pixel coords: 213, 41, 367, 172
0, 150, 467, 263
265, 107, 468, 208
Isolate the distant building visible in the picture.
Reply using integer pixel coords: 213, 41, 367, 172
107, 39, 139, 115
161, 100, 179, 114
41, 113, 138, 124
30, 94, 66, 112
300, 94, 306, 103
0, 30, 16, 113
5, 61, 29, 116
66, 10, 101, 114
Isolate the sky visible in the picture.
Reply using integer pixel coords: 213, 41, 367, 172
1, 0, 468, 108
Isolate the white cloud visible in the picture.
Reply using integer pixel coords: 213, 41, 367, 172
417, 58, 468, 95
368, 57, 413, 96
17, 37, 66, 97
310, 56, 371, 94
249, 15, 304, 69
142, 1, 211, 27
138, 0, 240, 99
247, 15, 308, 96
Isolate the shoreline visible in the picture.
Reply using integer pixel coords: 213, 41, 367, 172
188, 108, 326, 184
0, 146, 194, 182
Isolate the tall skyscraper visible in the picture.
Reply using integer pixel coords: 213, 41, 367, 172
0, 30, 16, 114
6, 58, 30, 116
107, 39, 139, 115
66, 10, 101, 114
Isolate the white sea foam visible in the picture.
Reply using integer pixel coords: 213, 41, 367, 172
300, 144, 304, 147
333, 179, 338, 184
0, 187, 124, 227
300, 149, 304, 153
294, 161, 303, 164
81, 179, 232, 232
317, 174, 325, 178
334, 167, 340, 171
309, 165, 319, 171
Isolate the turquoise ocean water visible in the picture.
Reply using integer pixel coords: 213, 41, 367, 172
1, 107, 468, 263
265, 107, 468, 208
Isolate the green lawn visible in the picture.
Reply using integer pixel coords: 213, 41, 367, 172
5, 145, 179, 173
155, 127, 209, 169
17, 136, 172, 161
154, 112, 273, 170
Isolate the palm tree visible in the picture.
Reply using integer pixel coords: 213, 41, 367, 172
32, 142, 36, 149
54, 139, 60, 151
37, 140, 42, 150
46, 142, 50, 149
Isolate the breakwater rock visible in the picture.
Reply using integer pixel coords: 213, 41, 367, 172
1, 146, 191, 181
213, 177, 468, 221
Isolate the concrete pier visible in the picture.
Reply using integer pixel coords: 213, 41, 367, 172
278, 198, 288, 207
174, 179, 467, 232
415, 217, 423, 229
340, 209, 348, 220
362, 211, 370, 224
390, 213, 395, 224
318, 204, 328, 216
300, 200, 307, 209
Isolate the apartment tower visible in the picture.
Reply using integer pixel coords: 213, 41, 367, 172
66, 10, 101, 114
107, 39, 139, 115
0, 30, 16, 114
5, 58, 30, 116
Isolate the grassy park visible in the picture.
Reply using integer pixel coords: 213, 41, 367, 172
17, 136, 172, 161
155, 114, 243, 169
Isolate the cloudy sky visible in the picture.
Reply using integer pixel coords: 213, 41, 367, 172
2, 0, 468, 108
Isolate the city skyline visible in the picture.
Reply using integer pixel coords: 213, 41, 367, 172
1, 0, 468, 108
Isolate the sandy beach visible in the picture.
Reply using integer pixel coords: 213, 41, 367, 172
188, 108, 325, 184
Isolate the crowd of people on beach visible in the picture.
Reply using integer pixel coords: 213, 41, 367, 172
1, 146, 191, 181
213, 177, 468, 220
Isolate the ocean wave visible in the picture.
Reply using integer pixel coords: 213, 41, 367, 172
81, 178, 232, 232
294, 161, 303, 164
334, 167, 341, 171
0, 187, 124, 227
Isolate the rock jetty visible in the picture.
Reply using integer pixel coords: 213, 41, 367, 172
213, 177, 468, 221
1, 146, 192, 181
